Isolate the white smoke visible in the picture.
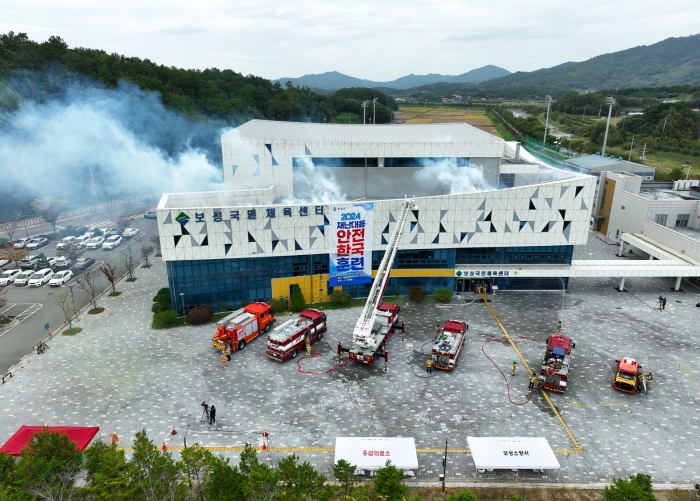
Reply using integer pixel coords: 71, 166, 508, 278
414, 159, 494, 194
285, 157, 347, 204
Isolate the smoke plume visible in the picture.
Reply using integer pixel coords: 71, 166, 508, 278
287, 157, 347, 204
414, 159, 493, 194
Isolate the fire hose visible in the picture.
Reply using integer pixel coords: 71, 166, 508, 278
481, 336, 545, 406
297, 348, 349, 375
406, 340, 439, 378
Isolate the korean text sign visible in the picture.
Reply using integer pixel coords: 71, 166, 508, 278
329, 203, 374, 286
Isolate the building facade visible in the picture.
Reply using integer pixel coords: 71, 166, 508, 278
159, 121, 596, 313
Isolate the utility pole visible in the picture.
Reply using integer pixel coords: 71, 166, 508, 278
598, 105, 602, 117
628, 134, 635, 161
683, 163, 691, 181
362, 101, 368, 124
601, 97, 615, 157
640, 143, 647, 164
440, 439, 448, 494
661, 115, 668, 138
373, 97, 378, 125
543, 95, 552, 146
583, 106, 587, 118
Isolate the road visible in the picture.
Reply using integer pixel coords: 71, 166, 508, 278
0, 201, 156, 241
0, 214, 160, 374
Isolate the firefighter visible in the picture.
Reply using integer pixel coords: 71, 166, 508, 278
225, 343, 232, 362
305, 334, 312, 356
510, 360, 517, 376
556, 320, 562, 332
529, 373, 537, 389
426, 358, 433, 374
646, 371, 653, 389
435, 323, 441, 339
220, 351, 228, 368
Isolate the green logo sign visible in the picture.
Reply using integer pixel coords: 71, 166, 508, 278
456, 270, 463, 277
175, 212, 190, 226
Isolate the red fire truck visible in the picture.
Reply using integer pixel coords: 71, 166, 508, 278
212, 302, 276, 353
344, 302, 403, 365
537, 333, 575, 392
431, 320, 468, 371
613, 357, 643, 393
266, 309, 328, 361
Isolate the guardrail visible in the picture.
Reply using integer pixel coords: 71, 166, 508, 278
0, 194, 159, 233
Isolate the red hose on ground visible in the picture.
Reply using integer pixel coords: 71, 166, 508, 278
481, 336, 545, 406
297, 348, 349, 375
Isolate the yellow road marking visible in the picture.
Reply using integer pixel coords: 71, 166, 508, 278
678, 364, 700, 388
481, 293, 583, 453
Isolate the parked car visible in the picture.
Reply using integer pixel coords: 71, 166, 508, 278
13, 270, 34, 286
0, 258, 10, 269
144, 210, 157, 219
0, 269, 21, 286
26, 237, 49, 250
28, 268, 54, 287
75, 257, 95, 270
85, 236, 105, 249
122, 228, 140, 238
103, 228, 120, 237
13, 238, 31, 249
73, 226, 89, 235
46, 257, 58, 267
74, 235, 91, 248
55, 257, 73, 269
49, 270, 73, 286
19, 255, 40, 269
102, 235, 123, 250
56, 236, 77, 249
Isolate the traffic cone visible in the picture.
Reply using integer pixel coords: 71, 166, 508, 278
161, 440, 167, 451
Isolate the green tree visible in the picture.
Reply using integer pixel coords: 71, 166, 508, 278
669, 166, 685, 180
58, 242, 85, 265
179, 443, 215, 501
206, 455, 247, 501
129, 429, 183, 501
0, 452, 23, 499
30, 197, 67, 234
604, 473, 656, 501
373, 460, 407, 501
332, 459, 357, 498
33, 253, 52, 271
290, 284, 306, 312
239, 444, 279, 501
84, 441, 135, 501
277, 454, 334, 501
14, 428, 83, 501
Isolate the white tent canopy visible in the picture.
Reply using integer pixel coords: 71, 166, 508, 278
334, 437, 418, 470
467, 437, 560, 472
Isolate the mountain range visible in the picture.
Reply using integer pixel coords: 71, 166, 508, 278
274, 65, 510, 91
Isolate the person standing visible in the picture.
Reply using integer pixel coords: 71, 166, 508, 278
662, 297, 667, 310
426, 358, 433, 374
646, 371, 653, 390
529, 373, 537, 389
435, 323, 441, 339
225, 344, 232, 362
220, 351, 228, 368
510, 360, 517, 376
209, 405, 216, 425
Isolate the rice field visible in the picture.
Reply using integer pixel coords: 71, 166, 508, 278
395, 107, 500, 136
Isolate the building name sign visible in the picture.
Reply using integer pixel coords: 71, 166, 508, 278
454, 270, 517, 278
174, 206, 325, 226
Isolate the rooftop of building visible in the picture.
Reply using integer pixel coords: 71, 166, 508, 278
672, 226, 700, 243
223, 120, 505, 145
565, 154, 654, 172
638, 188, 695, 201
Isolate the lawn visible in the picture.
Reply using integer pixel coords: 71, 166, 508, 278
332, 112, 362, 124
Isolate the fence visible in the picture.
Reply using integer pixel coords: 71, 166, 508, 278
0, 194, 159, 234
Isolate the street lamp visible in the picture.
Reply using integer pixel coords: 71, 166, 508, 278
179, 293, 185, 319
683, 163, 692, 181
372, 97, 378, 125
543, 95, 552, 146
361, 101, 368, 124
601, 97, 615, 157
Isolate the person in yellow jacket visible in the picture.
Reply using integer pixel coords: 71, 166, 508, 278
426, 358, 433, 374
529, 373, 537, 389
510, 360, 517, 376
225, 345, 232, 362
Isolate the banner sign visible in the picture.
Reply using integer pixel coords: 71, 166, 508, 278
329, 202, 374, 287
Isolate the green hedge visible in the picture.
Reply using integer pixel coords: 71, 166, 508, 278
154, 310, 178, 325
434, 288, 454, 302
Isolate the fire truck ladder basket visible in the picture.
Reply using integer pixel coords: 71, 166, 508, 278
352, 198, 413, 348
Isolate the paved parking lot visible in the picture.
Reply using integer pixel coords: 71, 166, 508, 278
0, 234, 699, 485
0, 215, 159, 373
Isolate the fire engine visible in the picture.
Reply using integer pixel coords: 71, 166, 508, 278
338, 198, 412, 366
537, 333, 575, 392
266, 309, 328, 362
212, 302, 276, 352
613, 357, 644, 393
431, 320, 468, 371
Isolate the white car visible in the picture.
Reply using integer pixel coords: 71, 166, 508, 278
13, 270, 34, 286
74, 235, 91, 248
122, 228, 140, 238
13, 238, 31, 249
102, 235, 122, 250
49, 270, 73, 286
56, 236, 77, 249
85, 236, 105, 249
28, 268, 54, 287
26, 237, 49, 250
0, 269, 21, 286
46, 256, 58, 267
0, 258, 10, 269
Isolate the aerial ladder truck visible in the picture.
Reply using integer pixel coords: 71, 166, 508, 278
338, 198, 412, 365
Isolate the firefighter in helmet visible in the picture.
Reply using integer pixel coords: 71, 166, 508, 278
646, 371, 653, 389
510, 360, 517, 376
435, 323, 442, 339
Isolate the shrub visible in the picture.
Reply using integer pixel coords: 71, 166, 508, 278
153, 288, 171, 302
152, 288, 172, 313
268, 298, 287, 313
290, 284, 306, 312
604, 474, 655, 501
330, 290, 352, 305
409, 286, 427, 302
373, 460, 406, 501
434, 288, 454, 302
154, 310, 179, 325
446, 492, 478, 501
186, 303, 214, 324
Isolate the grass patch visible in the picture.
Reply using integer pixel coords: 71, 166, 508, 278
62, 327, 83, 335
109, 291, 122, 297
487, 111, 516, 141
88, 307, 105, 315
142, 264, 152, 268
155, 253, 162, 257
0, 317, 11, 324
331, 112, 362, 124
126, 277, 137, 282
151, 311, 230, 330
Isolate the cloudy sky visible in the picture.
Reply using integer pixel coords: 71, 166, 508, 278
3, 0, 699, 81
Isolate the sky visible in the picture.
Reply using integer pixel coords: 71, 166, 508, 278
2, 0, 700, 81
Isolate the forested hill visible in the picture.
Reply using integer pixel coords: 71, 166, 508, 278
479, 34, 700, 90
0, 32, 397, 125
